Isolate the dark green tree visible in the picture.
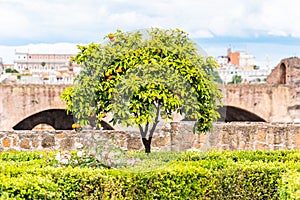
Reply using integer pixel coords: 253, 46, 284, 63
228, 75, 242, 84
5, 68, 19, 73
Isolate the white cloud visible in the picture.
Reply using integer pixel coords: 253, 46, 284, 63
244, 0, 300, 37
267, 30, 288, 37
0, 8, 30, 37
189, 30, 214, 38
14, 43, 80, 54
1, 0, 300, 43
2, 0, 300, 65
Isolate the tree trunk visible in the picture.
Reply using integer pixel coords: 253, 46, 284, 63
142, 137, 152, 153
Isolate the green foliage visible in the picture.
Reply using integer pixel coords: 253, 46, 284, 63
1, 150, 300, 199
5, 68, 19, 73
60, 86, 75, 115
41, 62, 46, 67
0, 173, 59, 199
228, 75, 243, 84
0, 150, 55, 162
61, 28, 222, 135
179, 149, 300, 163
253, 65, 260, 70
278, 170, 300, 200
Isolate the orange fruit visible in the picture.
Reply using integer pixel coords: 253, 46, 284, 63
72, 124, 77, 129
105, 72, 110, 77
108, 34, 115, 42
108, 75, 113, 80
76, 124, 81, 129
108, 34, 114, 39
117, 68, 122, 73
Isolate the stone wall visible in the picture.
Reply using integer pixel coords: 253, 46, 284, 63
1, 122, 300, 151
195, 122, 300, 150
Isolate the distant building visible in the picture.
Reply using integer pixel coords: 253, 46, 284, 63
0, 57, 3, 74
215, 56, 229, 68
14, 52, 75, 73
227, 48, 255, 68
217, 65, 270, 83
3, 63, 14, 71
215, 48, 270, 83
0, 51, 81, 84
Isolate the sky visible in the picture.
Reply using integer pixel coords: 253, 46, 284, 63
1, 0, 300, 68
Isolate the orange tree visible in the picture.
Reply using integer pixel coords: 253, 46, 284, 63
61, 28, 222, 153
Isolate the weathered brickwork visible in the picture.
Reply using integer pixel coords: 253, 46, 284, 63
201, 122, 300, 150
0, 84, 69, 131
1, 122, 300, 151
222, 84, 298, 122
266, 57, 300, 86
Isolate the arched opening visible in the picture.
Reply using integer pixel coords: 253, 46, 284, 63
279, 63, 286, 84
217, 106, 266, 122
32, 124, 55, 131
13, 109, 114, 130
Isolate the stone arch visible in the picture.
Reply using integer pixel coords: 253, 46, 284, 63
217, 106, 266, 122
279, 63, 287, 84
13, 109, 114, 130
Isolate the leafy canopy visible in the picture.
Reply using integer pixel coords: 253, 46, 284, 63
61, 28, 222, 132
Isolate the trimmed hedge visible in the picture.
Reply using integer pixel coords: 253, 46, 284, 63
0, 150, 300, 199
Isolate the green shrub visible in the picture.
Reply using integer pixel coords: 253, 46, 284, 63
179, 150, 300, 163
278, 169, 300, 200
1, 150, 300, 199
0, 173, 59, 199
0, 150, 55, 162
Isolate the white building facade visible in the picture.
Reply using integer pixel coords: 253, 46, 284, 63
14, 52, 74, 73
216, 64, 270, 84
215, 49, 271, 84
238, 51, 255, 68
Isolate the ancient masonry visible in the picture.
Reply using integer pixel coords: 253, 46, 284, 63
267, 57, 300, 121
3, 56, 300, 131
1, 122, 300, 151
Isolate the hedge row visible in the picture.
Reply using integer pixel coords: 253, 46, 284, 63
0, 150, 300, 199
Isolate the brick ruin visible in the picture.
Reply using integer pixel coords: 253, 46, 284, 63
266, 57, 300, 86
266, 57, 300, 122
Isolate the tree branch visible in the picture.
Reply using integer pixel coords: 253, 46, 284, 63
144, 122, 149, 137
149, 103, 160, 137
139, 124, 146, 138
